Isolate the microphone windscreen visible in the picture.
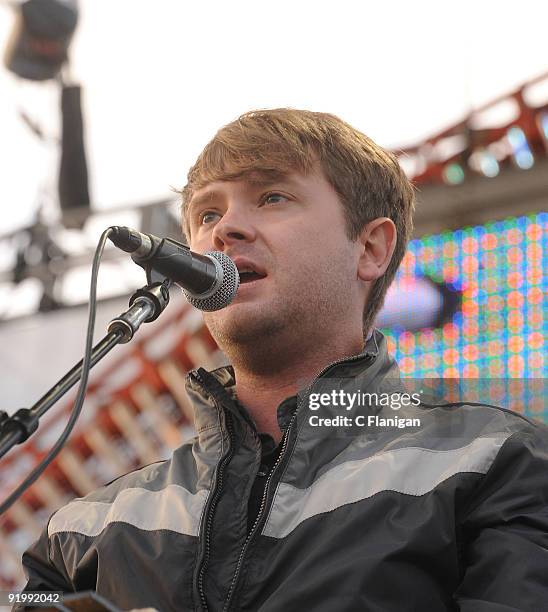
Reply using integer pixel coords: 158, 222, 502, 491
183, 251, 240, 311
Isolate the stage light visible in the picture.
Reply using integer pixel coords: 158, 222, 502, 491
479, 152, 500, 177
507, 127, 535, 169
443, 163, 465, 185
3, 0, 79, 81
542, 114, 548, 138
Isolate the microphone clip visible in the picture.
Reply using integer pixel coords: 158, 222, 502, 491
107, 279, 171, 343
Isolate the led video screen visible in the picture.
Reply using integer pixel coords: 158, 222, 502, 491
381, 212, 547, 421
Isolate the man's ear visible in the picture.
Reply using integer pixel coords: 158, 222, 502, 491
356, 217, 397, 282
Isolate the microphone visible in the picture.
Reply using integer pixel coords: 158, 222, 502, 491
108, 226, 239, 311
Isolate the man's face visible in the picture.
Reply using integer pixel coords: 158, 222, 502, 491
186, 162, 365, 357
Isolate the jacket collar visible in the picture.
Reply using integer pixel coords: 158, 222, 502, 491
185, 329, 401, 435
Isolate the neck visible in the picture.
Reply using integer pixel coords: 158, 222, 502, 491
229, 333, 366, 444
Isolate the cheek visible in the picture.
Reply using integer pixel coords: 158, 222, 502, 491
189, 234, 209, 253
276, 230, 356, 286
295, 224, 355, 266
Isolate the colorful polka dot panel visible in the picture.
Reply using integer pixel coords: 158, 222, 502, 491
381, 212, 547, 421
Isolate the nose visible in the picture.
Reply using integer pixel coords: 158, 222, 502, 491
211, 206, 256, 250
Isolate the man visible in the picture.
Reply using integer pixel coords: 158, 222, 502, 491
20, 109, 548, 611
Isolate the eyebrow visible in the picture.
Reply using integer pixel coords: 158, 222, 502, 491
187, 173, 302, 218
187, 190, 224, 215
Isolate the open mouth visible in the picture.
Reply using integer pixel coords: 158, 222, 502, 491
239, 271, 267, 284
233, 258, 268, 287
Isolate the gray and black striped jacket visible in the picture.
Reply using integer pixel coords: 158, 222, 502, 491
20, 330, 548, 611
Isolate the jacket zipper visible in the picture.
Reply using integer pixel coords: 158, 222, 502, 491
191, 370, 235, 612
222, 351, 375, 611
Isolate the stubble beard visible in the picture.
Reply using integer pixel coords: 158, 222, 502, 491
202, 289, 305, 373
202, 257, 357, 374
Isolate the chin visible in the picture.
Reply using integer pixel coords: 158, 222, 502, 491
203, 307, 285, 348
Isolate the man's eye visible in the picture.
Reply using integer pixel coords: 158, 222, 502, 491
199, 211, 220, 225
260, 192, 288, 206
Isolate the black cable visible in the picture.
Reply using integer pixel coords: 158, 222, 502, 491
0, 227, 113, 515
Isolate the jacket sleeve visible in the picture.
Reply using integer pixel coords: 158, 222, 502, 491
13, 518, 74, 610
454, 424, 548, 611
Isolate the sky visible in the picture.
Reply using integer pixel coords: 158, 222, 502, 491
1, 0, 547, 238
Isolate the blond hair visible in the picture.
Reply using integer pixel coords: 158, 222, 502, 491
179, 108, 415, 335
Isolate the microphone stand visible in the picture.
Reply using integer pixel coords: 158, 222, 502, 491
0, 280, 171, 461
